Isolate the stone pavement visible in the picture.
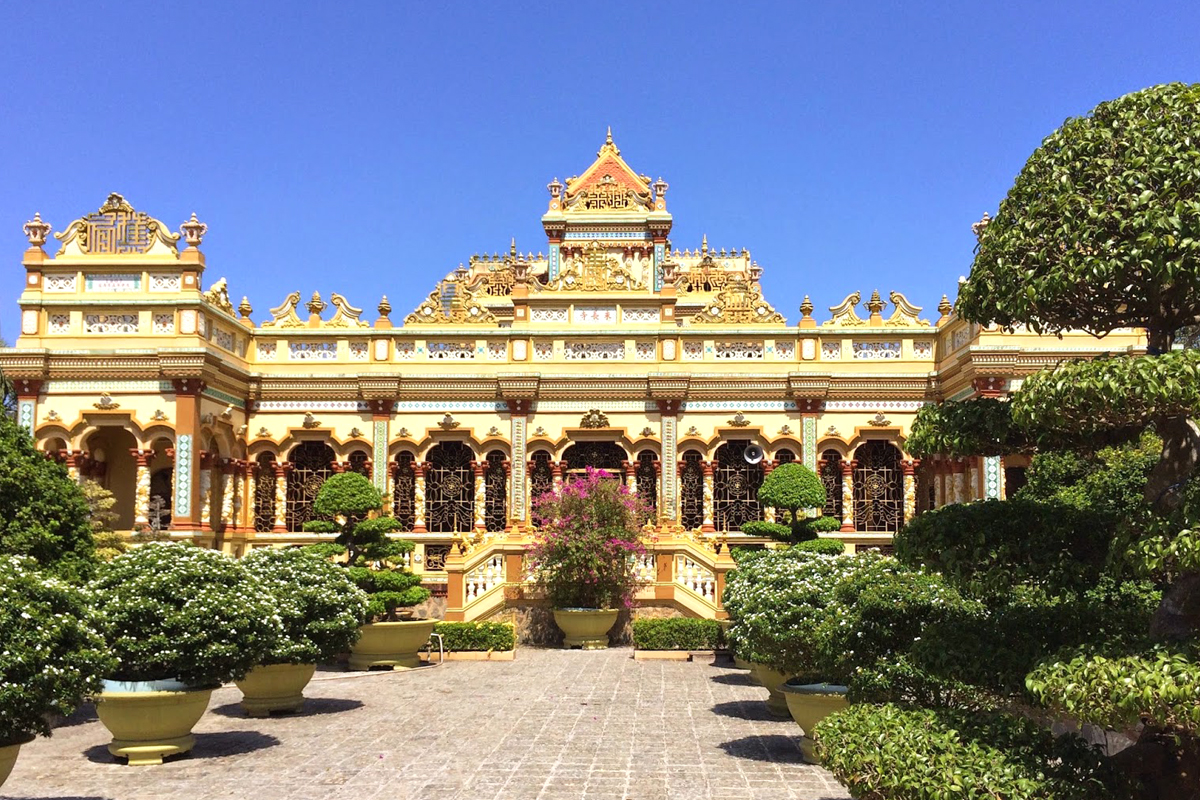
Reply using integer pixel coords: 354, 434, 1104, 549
2, 647, 851, 800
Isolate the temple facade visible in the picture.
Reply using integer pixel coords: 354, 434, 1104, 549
2, 134, 1144, 618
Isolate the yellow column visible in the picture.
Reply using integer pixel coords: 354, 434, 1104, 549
840, 460, 855, 532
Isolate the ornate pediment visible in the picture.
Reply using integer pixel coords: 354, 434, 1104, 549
560, 130, 653, 214
54, 193, 180, 257
690, 279, 785, 325
261, 291, 306, 329
405, 274, 497, 325
546, 240, 642, 292
326, 293, 370, 328
884, 291, 930, 327
823, 292, 867, 327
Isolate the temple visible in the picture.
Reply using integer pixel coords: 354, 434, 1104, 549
2, 133, 1145, 619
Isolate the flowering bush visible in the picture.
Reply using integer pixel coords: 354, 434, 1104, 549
90, 543, 282, 686
528, 467, 649, 610
302, 472, 429, 621
241, 548, 369, 665
0, 556, 114, 743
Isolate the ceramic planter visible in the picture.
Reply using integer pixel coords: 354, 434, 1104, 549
95, 680, 213, 766
0, 736, 33, 788
781, 681, 849, 740
750, 663, 792, 718
349, 620, 436, 670
553, 608, 619, 649
235, 663, 316, 717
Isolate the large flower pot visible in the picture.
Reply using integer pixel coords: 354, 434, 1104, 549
733, 656, 754, 672
95, 680, 213, 766
0, 736, 33, 788
553, 608, 619, 649
750, 663, 792, 718
235, 663, 316, 717
349, 620, 435, 670
781, 681, 849, 745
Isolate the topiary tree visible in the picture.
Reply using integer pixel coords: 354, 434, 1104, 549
80, 480, 127, 561
756, 462, 826, 541
0, 413, 96, 583
302, 472, 429, 621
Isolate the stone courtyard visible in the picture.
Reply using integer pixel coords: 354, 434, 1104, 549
2, 647, 851, 800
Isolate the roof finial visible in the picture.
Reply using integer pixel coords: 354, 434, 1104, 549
701, 234, 708, 254
606, 125, 613, 144
510, 237, 517, 256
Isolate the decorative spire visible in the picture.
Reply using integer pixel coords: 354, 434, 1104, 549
378, 295, 392, 319
937, 294, 953, 321
306, 291, 326, 316
971, 211, 992, 241
701, 234, 708, 254
547, 177, 563, 199
597, 126, 620, 156
865, 290, 886, 317
510, 237, 517, 256
800, 295, 814, 319
180, 212, 208, 248
237, 296, 253, 319
23, 212, 50, 247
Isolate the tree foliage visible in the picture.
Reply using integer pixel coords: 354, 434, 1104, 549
906, 397, 1030, 459
757, 463, 826, 520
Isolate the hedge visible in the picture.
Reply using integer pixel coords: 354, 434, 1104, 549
793, 538, 845, 555
433, 621, 515, 652
632, 618, 723, 650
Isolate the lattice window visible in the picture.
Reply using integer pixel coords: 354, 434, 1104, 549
427, 342, 474, 360
254, 453, 277, 533
426, 441, 474, 533
853, 441, 902, 532
714, 341, 764, 360
563, 341, 625, 360
821, 341, 841, 359
563, 441, 626, 479
714, 441, 764, 532
289, 341, 337, 360
636, 450, 658, 516
286, 442, 334, 531
392, 452, 416, 530
49, 314, 70, 334
820, 450, 843, 521
152, 313, 174, 334
485, 450, 507, 532
775, 448, 796, 464
853, 341, 902, 360
529, 451, 553, 503
348, 341, 369, 361
348, 450, 371, 477
679, 451, 704, 531
682, 341, 704, 360
423, 544, 451, 571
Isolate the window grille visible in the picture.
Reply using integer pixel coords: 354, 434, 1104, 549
562, 441, 626, 480
636, 450, 658, 515
853, 441, 902, 532
286, 442, 334, 531
426, 442, 474, 533
393, 452, 415, 530
347, 450, 370, 477
529, 451, 553, 504
714, 440, 764, 532
485, 450, 507, 532
679, 451, 705, 531
820, 449, 843, 520
254, 453, 276, 533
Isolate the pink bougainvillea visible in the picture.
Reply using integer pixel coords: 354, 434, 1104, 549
527, 467, 651, 610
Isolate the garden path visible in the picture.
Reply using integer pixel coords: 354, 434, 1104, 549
2, 647, 850, 800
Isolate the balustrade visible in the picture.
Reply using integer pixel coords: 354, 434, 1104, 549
674, 554, 716, 600
465, 554, 505, 602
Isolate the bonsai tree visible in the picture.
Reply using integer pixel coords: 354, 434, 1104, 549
81, 480, 127, 561
0, 413, 97, 582
303, 472, 429, 621
527, 467, 649, 610
240, 547, 369, 665
755, 462, 827, 542
89, 542, 281, 686
0, 555, 114, 744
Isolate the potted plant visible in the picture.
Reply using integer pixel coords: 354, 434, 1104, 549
236, 547, 369, 715
88, 543, 280, 765
528, 467, 649, 649
303, 473, 431, 669
0, 556, 113, 788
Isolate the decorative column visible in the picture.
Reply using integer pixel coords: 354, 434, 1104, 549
507, 399, 530, 529
198, 451, 214, 532
984, 455, 1003, 499
169, 378, 204, 532
413, 462, 428, 533
965, 457, 978, 502
933, 460, 944, 507
840, 460, 855, 532
762, 460, 777, 523
367, 399, 392, 494
248, 462, 260, 532
901, 459, 919, 524
552, 460, 565, 490
65, 450, 84, 483
386, 462, 396, 510
656, 399, 681, 524
472, 460, 487, 537
131, 449, 153, 527
272, 462, 290, 532
622, 461, 638, 493
220, 459, 237, 531
797, 398, 823, 472
14, 379, 41, 437
951, 459, 967, 505
701, 461, 716, 534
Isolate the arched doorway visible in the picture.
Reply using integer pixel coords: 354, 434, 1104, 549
713, 440, 764, 532
679, 450, 705, 531
425, 441, 474, 534
254, 452, 277, 532
84, 428, 139, 529
853, 441, 902, 532
392, 452, 416, 531
287, 441, 334, 531
484, 450, 507, 532
820, 449, 844, 521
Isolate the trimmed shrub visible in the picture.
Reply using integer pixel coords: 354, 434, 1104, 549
802, 515, 842, 534
433, 622, 516, 652
242, 548, 369, 665
815, 703, 1126, 799
632, 618, 722, 650
739, 521, 792, 540
0, 556, 114, 742
90, 543, 282, 685
793, 537, 845, 555
758, 462, 826, 521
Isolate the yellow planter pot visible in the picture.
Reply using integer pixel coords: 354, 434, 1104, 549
553, 609, 619, 650
349, 620, 435, 670
733, 656, 754, 672
0, 737, 32, 788
95, 686, 213, 766
750, 663, 792, 718
235, 663, 316, 717
781, 681, 850, 738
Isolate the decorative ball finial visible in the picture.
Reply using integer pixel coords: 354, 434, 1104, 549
306, 291, 326, 316
800, 295, 814, 318
938, 294, 953, 317
23, 212, 51, 247
378, 295, 392, 318
866, 289, 886, 316
180, 212, 208, 248
237, 296, 253, 318
971, 211, 992, 241
701, 234, 708, 254
510, 237, 517, 257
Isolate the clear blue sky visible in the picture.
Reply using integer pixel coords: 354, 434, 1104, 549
2, 1, 1198, 341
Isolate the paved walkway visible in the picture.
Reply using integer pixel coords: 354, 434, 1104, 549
2, 648, 850, 800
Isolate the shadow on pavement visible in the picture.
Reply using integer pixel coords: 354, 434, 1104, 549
83, 731, 280, 764
710, 700, 776, 721
717, 733, 807, 764
209, 697, 364, 718
709, 672, 757, 686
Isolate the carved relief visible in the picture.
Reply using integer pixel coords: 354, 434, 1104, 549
824, 292, 867, 327
327, 293, 370, 328
579, 409, 610, 428
405, 278, 496, 325
546, 241, 641, 292
261, 292, 306, 329
202, 278, 234, 314
885, 291, 930, 327
54, 193, 180, 257
690, 279, 785, 325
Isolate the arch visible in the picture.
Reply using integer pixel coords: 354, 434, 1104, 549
286, 441, 335, 531
774, 447, 796, 464
819, 448, 844, 521
853, 440, 902, 532
635, 449, 658, 516
714, 439, 764, 532
347, 449, 371, 477
83, 427, 139, 529
484, 449, 507, 532
562, 441, 626, 479
254, 452, 278, 533
392, 451, 416, 530
528, 449, 554, 504
679, 449, 705, 531
426, 441, 474, 534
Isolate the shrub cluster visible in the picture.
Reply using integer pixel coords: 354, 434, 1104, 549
632, 618, 723, 651
433, 622, 516, 652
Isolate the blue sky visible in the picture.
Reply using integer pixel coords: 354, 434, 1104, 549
1, 1, 1197, 340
